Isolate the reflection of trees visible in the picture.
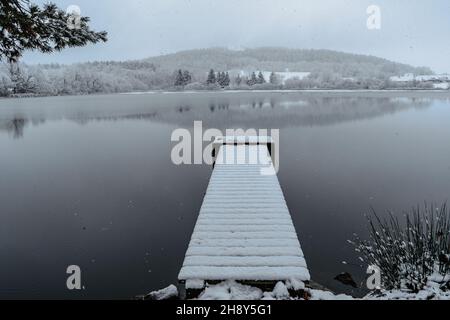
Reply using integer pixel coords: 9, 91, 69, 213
72, 112, 158, 125
0, 112, 158, 138
177, 106, 191, 113
147, 95, 433, 129
0, 118, 28, 138
0, 93, 440, 139
209, 104, 229, 113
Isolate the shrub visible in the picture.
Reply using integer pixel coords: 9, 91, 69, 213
352, 203, 450, 292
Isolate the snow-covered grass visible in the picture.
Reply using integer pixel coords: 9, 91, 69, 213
351, 204, 450, 293
364, 275, 450, 300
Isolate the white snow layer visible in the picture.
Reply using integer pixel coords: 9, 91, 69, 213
199, 281, 264, 300
196, 280, 352, 301
179, 144, 310, 284
146, 285, 179, 300
309, 290, 354, 301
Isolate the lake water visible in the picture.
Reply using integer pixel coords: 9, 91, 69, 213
1, 91, 450, 299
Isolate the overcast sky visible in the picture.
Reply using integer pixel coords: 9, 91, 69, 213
23, 0, 450, 73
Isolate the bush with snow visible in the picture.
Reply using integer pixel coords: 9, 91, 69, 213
352, 203, 450, 293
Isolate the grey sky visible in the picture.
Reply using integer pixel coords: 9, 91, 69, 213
24, 0, 450, 73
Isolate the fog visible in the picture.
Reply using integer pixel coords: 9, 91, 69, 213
23, 0, 450, 73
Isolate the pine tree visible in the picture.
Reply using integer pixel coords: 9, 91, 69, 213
182, 70, 192, 85
207, 69, 216, 85
269, 72, 278, 85
0, 1, 107, 62
257, 72, 266, 84
247, 72, 257, 86
174, 69, 185, 86
223, 72, 230, 87
217, 72, 224, 87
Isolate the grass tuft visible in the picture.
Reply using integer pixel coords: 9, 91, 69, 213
351, 203, 450, 292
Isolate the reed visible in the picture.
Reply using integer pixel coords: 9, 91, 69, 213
352, 203, 450, 292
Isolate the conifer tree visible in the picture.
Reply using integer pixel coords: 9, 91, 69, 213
206, 69, 216, 85
0, 0, 107, 62
257, 71, 266, 84
217, 71, 224, 87
269, 72, 278, 85
174, 69, 185, 86
182, 70, 192, 85
247, 72, 257, 86
223, 72, 230, 87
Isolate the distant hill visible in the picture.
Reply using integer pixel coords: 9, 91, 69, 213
146, 47, 433, 79
0, 47, 435, 96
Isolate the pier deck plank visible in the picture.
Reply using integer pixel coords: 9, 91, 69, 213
178, 141, 310, 288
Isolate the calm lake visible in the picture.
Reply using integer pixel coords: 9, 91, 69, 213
1, 91, 450, 299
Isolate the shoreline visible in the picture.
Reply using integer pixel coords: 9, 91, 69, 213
1, 88, 450, 101
122, 88, 450, 95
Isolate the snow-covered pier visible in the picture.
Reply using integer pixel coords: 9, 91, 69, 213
178, 137, 310, 296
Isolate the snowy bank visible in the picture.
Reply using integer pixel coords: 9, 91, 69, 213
195, 280, 353, 301
138, 285, 179, 300
144, 277, 450, 300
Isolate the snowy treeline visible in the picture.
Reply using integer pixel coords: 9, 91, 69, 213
0, 47, 438, 97
0, 61, 167, 96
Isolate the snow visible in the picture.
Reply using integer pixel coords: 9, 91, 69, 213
272, 282, 290, 299
192, 231, 298, 240
196, 280, 352, 301
180, 266, 310, 282
161, 277, 450, 300
186, 246, 304, 257
428, 272, 450, 283
186, 279, 205, 290
309, 289, 354, 301
193, 224, 295, 232
193, 220, 292, 226
189, 239, 300, 247
183, 256, 307, 267
416, 74, 450, 82
390, 73, 450, 87
145, 285, 179, 300
364, 274, 450, 300
364, 287, 450, 300
197, 280, 298, 301
198, 281, 263, 300
179, 143, 310, 284
390, 73, 415, 82
286, 278, 306, 291
433, 82, 449, 89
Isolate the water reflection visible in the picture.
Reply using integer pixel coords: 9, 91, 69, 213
0, 93, 437, 139
1, 91, 449, 299
2, 118, 27, 139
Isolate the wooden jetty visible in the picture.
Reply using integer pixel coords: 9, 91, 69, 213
178, 136, 310, 297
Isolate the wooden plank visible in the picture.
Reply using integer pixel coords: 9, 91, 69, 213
178, 140, 310, 288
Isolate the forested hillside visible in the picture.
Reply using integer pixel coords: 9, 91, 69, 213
0, 48, 434, 96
